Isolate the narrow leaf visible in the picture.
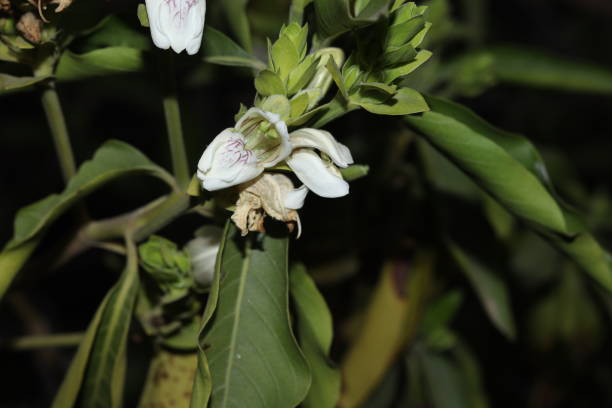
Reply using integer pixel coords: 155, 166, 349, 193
203, 27, 266, 71
290, 264, 340, 408
6, 140, 172, 250
448, 242, 516, 340
56, 47, 145, 81
52, 239, 140, 408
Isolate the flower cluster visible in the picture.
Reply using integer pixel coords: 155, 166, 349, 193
197, 107, 354, 235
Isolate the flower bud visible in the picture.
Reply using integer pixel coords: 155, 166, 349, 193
184, 225, 222, 287
144, 0, 206, 55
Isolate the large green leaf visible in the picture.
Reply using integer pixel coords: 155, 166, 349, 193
290, 264, 340, 408
203, 27, 266, 71
6, 140, 172, 250
406, 96, 567, 235
56, 47, 145, 81
407, 96, 612, 291
52, 239, 140, 408
196, 227, 310, 408
448, 242, 516, 340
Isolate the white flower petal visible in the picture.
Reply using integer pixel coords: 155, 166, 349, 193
197, 129, 262, 191
287, 149, 349, 198
284, 185, 309, 209
145, 0, 206, 55
289, 128, 354, 168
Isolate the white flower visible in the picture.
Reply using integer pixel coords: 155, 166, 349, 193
197, 108, 354, 198
185, 225, 222, 286
197, 108, 291, 191
145, 0, 206, 55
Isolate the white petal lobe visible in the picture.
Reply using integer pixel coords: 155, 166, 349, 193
289, 128, 354, 168
287, 150, 350, 198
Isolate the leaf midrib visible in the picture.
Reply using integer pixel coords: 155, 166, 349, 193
220, 243, 252, 408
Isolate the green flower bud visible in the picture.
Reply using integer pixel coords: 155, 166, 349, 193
139, 236, 192, 291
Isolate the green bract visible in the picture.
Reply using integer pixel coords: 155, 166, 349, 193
139, 235, 192, 291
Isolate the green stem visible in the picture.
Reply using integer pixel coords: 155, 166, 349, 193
289, 0, 308, 24
159, 52, 190, 189
2, 332, 84, 350
41, 82, 77, 183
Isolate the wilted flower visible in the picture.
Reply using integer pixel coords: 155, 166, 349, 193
145, 0, 206, 55
16, 12, 42, 44
184, 225, 222, 287
197, 108, 353, 198
231, 173, 308, 237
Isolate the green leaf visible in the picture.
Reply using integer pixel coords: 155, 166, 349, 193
222, 0, 252, 52
52, 240, 140, 408
0, 73, 50, 93
255, 70, 286, 96
290, 264, 340, 408
354, 0, 389, 18
198, 227, 311, 408
407, 96, 612, 292
419, 351, 471, 408
80, 16, 151, 50
313, 0, 380, 38
56, 47, 145, 81
486, 46, 612, 95
448, 242, 516, 340
190, 221, 232, 408
0, 238, 40, 300
383, 49, 432, 83
356, 87, 429, 115
287, 54, 318, 96
271, 34, 301, 82
203, 26, 266, 71
6, 140, 172, 250
326, 57, 348, 99
406, 96, 567, 234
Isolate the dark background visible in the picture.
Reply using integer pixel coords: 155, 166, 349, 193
1, 0, 612, 406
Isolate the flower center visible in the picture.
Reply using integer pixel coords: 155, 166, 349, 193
221, 136, 254, 168
239, 117, 282, 164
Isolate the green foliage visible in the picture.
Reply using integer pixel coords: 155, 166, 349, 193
6, 140, 172, 250
290, 264, 340, 408
193, 225, 311, 408
407, 96, 612, 292
56, 47, 146, 81
452, 46, 612, 95
52, 240, 140, 408
448, 242, 516, 339
203, 27, 266, 70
